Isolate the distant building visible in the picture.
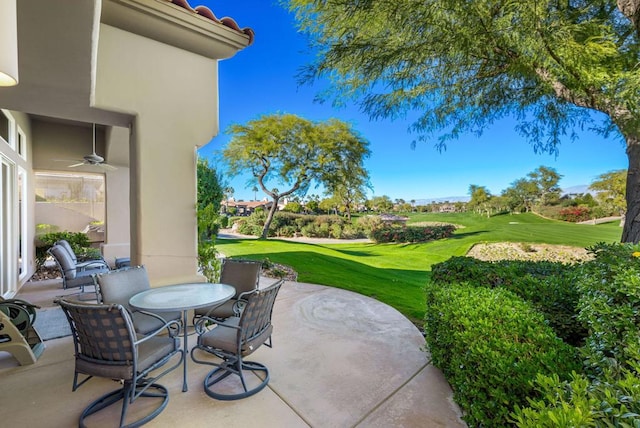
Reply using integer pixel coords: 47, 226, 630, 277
379, 214, 409, 224
438, 203, 458, 213
222, 198, 273, 216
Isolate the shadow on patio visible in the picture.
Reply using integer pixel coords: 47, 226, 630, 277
0, 278, 465, 427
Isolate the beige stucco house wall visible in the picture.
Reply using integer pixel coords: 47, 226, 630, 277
0, 0, 253, 296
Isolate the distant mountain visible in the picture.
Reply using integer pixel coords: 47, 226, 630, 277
414, 196, 470, 205
561, 185, 593, 196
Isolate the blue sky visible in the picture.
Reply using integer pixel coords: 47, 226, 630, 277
197, 0, 628, 202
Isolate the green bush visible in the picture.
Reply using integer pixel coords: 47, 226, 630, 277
512, 243, 640, 427
233, 211, 368, 239
512, 365, 640, 427
370, 224, 455, 243
236, 211, 266, 236
35, 231, 93, 269
576, 242, 640, 377
198, 242, 221, 282
425, 283, 580, 427
431, 257, 586, 345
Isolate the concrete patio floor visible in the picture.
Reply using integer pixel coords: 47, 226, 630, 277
0, 278, 466, 427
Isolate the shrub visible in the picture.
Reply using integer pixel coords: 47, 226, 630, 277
576, 242, 640, 377
197, 242, 221, 282
558, 206, 591, 222
370, 224, 455, 243
35, 231, 92, 269
276, 225, 297, 237
425, 283, 580, 427
512, 365, 640, 427
236, 211, 265, 236
512, 243, 640, 427
357, 215, 383, 235
431, 257, 586, 345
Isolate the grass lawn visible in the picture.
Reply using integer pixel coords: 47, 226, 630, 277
215, 212, 622, 325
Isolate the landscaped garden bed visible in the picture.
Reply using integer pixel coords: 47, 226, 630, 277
467, 242, 592, 263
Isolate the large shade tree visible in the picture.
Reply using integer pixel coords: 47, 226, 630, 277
224, 113, 370, 238
287, 0, 640, 242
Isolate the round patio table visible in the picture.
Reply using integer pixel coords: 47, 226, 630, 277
129, 282, 235, 392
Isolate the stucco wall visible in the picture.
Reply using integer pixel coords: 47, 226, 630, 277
94, 24, 220, 285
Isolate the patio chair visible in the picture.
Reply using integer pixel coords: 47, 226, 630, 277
0, 297, 44, 365
191, 279, 283, 400
48, 244, 109, 297
58, 298, 183, 428
193, 258, 262, 323
95, 265, 181, 335
55, 239, 109, 271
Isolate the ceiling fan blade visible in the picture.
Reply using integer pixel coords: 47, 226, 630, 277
98, 163, 118, 171
68, 162, 85, 168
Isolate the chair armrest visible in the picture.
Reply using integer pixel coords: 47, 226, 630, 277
134, 309, 182, 337
194, 315, 241, 335
135, 318, 182, 344
232, 290, 257, 316
76, 260, 109, 272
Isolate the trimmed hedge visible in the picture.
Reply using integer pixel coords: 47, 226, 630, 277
370, 224, 455, 243
431, 257, 586, 346
425, 283, 580, 427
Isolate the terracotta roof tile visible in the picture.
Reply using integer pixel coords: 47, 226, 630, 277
167, 0, 254, 45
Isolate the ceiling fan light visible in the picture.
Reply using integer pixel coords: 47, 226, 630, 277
0, 0, 19, 87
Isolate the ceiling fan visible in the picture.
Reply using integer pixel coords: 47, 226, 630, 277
65, 124, 117, 171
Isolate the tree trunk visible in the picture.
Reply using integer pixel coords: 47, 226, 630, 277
622, 138, 640, 242
261, 197, 280, 239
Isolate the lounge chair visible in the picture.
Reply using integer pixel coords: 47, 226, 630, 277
48, 244, 109, 296
55, 239, 109, 271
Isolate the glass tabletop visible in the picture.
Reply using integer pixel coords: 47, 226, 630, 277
129, 282, 235, 312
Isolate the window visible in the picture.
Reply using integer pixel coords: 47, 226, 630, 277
17, 126, 26, 159
1, 156, 16, 297
18, 167, 27, 279
0, 110, 15, 150
35, 171, 106, 245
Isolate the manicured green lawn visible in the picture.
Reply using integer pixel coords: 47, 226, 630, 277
215, 212, 622, 325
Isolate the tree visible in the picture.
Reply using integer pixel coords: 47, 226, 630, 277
502, 178, 539, 213
287, 0, 640, 242
590, 169, 627, 218
468, 185, 492, 217
223, 113, 370, 238
319, 196, 339, 214
282, 201, 304, 213
328, 183, 367, 220
527, 166, 562, 206
197, 158, 224, 239
367, 195, 394, 212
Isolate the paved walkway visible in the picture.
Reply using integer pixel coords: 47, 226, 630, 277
1, 278, 466, 427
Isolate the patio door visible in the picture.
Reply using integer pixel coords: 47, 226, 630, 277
0, 155, 17, 297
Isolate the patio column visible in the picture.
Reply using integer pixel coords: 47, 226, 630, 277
94, 24, 219, 285
102, 126, 130, 267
